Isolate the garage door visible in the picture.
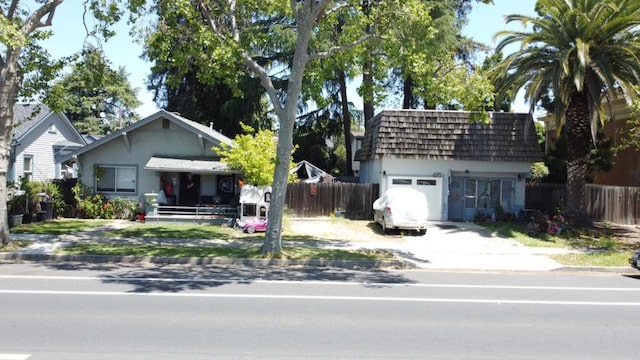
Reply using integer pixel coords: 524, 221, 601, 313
387, 176, 443, 220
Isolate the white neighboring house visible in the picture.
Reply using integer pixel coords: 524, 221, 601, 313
60, 110, 240, 208
9, 103, 86, 183
355, 110, 543, 221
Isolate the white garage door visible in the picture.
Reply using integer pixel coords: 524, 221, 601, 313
387, 176, 443, 220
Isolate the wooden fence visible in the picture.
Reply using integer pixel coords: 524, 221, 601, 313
285, 182, 379, 220
526, 183, 640, 224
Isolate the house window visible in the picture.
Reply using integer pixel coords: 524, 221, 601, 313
464, 178, 513, 210
392, 179, 412, 185
501, 180, 514, 210
243, 204, 257, 217
48, 124, 57, 134
96, 166, 136, 193
23, 155, 33, 181
417, 179, 436, 186
162, 119, 170, 129
464, 178, 476, 208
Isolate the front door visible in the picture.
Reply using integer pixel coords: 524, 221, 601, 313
447, 177, 464, 221
179, 173, 200, 205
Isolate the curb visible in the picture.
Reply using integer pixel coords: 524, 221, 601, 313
0, 252, 416, 270
552, 265, 636, 274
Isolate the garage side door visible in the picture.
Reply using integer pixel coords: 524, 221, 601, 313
387, 177, 443, 220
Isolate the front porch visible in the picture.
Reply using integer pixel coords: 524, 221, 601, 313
144, 204, 238, 225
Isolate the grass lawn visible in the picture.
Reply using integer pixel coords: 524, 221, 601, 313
5, 218, 637, 267
10, 219, 110, 235
104, 223, 242, 240
478, 221, 637, 267
58, 243, 396, 262
7, 219, 397, 262
0, 240, 33, 252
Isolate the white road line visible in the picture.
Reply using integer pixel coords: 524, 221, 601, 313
0, 289, 639, 306
0, 354, 30, 360
1, 275, 639, 292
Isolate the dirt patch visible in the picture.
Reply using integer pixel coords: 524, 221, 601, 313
594, 222, 640, 249
286, 218, 398, 243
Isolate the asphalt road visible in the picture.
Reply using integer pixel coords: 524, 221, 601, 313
1, 262, 639, 359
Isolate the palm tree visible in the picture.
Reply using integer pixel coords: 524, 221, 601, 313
493, 0, 640, 226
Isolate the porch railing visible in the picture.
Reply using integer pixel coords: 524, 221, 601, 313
150, 204, 239, 218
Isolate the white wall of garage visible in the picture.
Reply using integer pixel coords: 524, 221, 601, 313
360, 158, 531, 221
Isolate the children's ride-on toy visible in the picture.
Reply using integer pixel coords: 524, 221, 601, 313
237, 218, 268, 234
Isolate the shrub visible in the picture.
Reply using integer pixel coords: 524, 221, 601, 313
109, 197, 137, 219
74, 189, 137, 220
527, 211, 566, 236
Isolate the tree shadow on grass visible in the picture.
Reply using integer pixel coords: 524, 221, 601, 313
35, 261, 415, 293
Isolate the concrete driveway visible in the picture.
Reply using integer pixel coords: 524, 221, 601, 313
349, 221, 573, 271
7, 219, 579, 272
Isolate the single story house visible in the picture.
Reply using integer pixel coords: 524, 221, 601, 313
355, 110, 543, 221
10, 103, 86, 183
61, 110, 240, 210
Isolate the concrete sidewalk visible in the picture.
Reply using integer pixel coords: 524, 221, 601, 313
1, 220, 631, 273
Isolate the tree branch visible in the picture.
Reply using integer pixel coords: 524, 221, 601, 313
240, 53, 285, 119
20, 0, 63, 37
197, 0, 220, 36
7, 0, 19, 20
309, 33, 379, 61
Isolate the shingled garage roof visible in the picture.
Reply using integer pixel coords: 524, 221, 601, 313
355, 110, 543, 162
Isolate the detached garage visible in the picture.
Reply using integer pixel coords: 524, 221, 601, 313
355, 110, 543, 221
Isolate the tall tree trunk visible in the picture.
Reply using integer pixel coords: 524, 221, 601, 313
402, 76, 414, 109
361, 0, 375, 124
262, 1, 315, 255
338, 69, 354, 177
262, 112, 294, 254
362, 54, 374, 123
564, 91, 592, 227
0, 56, 21, 246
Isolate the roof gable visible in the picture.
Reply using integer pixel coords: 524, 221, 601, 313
355, 110, 543, 162
61, 110, 234, 161
13, 103, 86, 145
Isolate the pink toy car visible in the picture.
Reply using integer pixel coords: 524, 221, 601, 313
238, 219, 268, 234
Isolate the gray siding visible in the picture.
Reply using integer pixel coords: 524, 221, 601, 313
12, 113, 84, 182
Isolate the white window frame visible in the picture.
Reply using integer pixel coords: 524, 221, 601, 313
96, 165, 137, 193
464, 178, 514, 210
23, 155, 33, 181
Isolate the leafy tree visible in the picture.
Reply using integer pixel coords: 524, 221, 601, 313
394, 0, 494, 113
544, 127, 616, 184
493, 0, 640, 226
146, 0, 434, 254
1, 1, 68, 245
481, 51, 512, 112
214, 124, 294, 186
0, 0, 138, 245
46, 46, 140, 134
143, 0, 273, 136
618, 86, 640, 152
529, 162, 549, 184
294, 80, 361, 176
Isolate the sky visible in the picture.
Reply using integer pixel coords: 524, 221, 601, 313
39, 0, 538, 119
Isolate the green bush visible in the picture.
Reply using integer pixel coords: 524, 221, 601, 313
76, 192, 136, 220
109, 197, 137, 219
44, 182, 64, 219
